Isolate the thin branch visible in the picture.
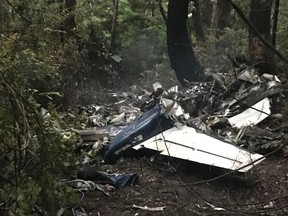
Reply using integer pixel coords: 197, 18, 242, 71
224, 0, 288, 64
5, 0, 31, 23
0, 73, 30, 151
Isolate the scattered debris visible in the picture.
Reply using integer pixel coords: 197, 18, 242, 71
263, 201, 275, 209
76, 165, 138, 187
94, 184, 115, 197
206, 202, 225, 211
196, 202, 225, 211
63, 62, 288, 216
132, 204, 166, 211
104, 104, 174, 164
75, 65, 285, 173
76, 129, 110, 142
111, 55, 122, 63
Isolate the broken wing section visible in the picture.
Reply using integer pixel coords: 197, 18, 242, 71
227, 97, 271, 128
133, 126, 264, 172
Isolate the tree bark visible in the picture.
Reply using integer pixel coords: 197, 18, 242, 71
211, 0, 231, 38
158, 0, 167, 25
60, 0, 78, 45
192, 0, 206, 42
150, 0, 155, 17
249, 0, 274, 66
110, 0, 119, 52
272, 0, 280, 46
167, 0, 204, 86
225, 0, 288, 64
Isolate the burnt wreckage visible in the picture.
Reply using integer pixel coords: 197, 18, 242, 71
79, 64, 284, 172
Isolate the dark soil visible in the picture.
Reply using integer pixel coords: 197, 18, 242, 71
79, 154, 288, 216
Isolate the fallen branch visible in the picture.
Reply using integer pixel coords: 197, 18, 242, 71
132, 204, 166, 211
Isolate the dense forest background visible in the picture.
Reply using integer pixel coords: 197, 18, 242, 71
1, 0, 288, 215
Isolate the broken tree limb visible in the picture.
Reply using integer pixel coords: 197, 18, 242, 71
224, 0, 288, 64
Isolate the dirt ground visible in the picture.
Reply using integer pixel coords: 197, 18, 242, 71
79, 153, 288, 216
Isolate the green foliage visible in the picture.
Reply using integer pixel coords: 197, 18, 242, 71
1, 0, 288, 214
117, 0, 168, 81
0, 2, 81, 214
0, 67, 80, 215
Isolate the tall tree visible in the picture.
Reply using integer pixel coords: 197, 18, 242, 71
158, 0, 167, 24
60, 0, 78, 45
211, 0, 231, 38
110, 0, 119, 52
225, 0, 287, 64
249, 0, 274, 69
167, 0, 204, 86
192, 0, 206, 42
272, 0, 280, 46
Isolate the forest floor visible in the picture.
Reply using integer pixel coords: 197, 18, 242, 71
81, 154, 288, 216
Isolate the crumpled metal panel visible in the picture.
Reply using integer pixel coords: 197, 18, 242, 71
228, 97, 271, 128
133, 125, 264, 172
104, 104, 174, 163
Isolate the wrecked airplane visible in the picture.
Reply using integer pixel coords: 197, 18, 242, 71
78, 66, 284, 172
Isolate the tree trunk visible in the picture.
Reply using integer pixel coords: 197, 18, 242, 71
110, 0, 119, 52
150, 0, 155, 17
225, 0, 287, 64
60, 0, 78, 45
192, 0, 206, 42
158, 0, 167, 25
272, 0, 280, 46
167, 0, 204, 86
211, 0, 231, 38
249, 0, 274, 69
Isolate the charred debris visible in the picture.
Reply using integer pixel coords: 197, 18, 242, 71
74, 61, 287, 172
56, 61, 288, 215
